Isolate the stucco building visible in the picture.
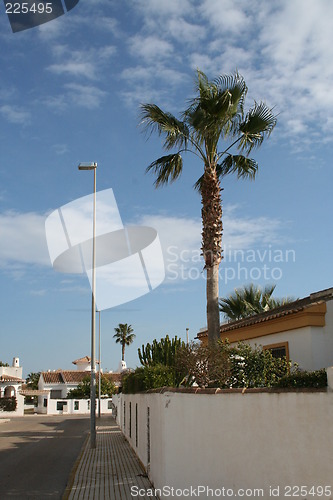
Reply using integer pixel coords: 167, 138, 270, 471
197, 287, 333, 370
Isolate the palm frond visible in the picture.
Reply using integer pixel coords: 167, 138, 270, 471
218, 155, 258, 180
238, 101, 277, 153
140, 103, 189, 151
146, 153, 183, 187
184, 71, 248, 143
214, 72, 248, 117
195, 69, 210, 99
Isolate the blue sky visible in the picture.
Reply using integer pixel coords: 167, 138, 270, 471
1, 0, 332, 377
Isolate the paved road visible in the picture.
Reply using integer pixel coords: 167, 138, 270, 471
0, 415, 90, 499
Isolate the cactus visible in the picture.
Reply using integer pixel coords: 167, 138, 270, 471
138, 335, 185, 368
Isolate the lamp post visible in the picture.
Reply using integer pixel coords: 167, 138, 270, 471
98, 310, 101, 419
78, 162, 97, 449
186, 327, 189, 345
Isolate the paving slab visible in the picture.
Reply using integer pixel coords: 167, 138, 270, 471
64, 416, 158, 500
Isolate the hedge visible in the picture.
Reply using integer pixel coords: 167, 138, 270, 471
0, 397, 17, 412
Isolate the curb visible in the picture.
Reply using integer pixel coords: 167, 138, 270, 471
62, 432, 89, 500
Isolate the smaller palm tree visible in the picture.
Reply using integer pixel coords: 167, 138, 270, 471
219, 284, 294, 321
113, 323, 136, 362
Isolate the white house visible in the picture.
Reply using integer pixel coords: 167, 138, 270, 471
197, 287, 333, 371
0, 357, 24, 417
37, 356, 122, 415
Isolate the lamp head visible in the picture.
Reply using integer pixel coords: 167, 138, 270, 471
78, 162, 97, 170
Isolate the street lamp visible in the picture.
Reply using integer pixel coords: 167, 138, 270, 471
78, 161, 97, 449
98, 310, 101, 419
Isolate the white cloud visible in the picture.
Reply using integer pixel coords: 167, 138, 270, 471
47, 45, 116, 80
0, 105, 30, 125
0, 207, 285, 274
64, 83, 107, 109
120, 0, 333, 144
48, 61, 96, 79
199, 0, 251, 34
135, 208, 286, 282
128, 35, 174, 62
0, 211, 50, 268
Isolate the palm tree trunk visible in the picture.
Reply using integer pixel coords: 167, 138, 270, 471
201, 166, 222, 343
122, 344, 125, 361
206, 263, 220, 343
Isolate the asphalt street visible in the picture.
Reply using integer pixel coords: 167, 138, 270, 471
0, 415, 90, 499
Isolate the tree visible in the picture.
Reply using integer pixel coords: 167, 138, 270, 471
25, 372, 41, 404
140, 70, 277, 344
219, 283, 295, 321
67, 375, 116, 399
26, 372, 40, 390
113, 323, 136, 361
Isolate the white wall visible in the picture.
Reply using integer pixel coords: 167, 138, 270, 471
0, 365, 23, 380
237, 319, 333, 371
37, 397, 113, 415
116, 374, 333, 500
0, 393, 24, 417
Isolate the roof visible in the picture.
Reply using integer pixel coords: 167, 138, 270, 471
41, 371, 122, 385
62, 371, 90, 384
41, 371, 89, 384
197, 287, 333, 340
42, 371, 63, 384
0, 375, 23, 383
72, 356, 99, 365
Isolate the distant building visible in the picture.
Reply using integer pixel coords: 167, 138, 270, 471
0, 357, 24, 416
37, 356, 123, 415
197, 287, 333, 371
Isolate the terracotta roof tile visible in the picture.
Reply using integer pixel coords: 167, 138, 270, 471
62, 371, 90, 383
42, 372, 63, 384
0, 375, 23, 382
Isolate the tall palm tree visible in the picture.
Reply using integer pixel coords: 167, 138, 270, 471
140, 70, 277, 344
113, 323, 135, 361
219, 283, 295, 321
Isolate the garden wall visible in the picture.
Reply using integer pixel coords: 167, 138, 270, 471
114, 367, 333, 499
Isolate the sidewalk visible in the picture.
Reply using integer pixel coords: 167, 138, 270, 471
64, 416, 158, 500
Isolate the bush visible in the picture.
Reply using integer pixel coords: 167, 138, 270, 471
0, 397, 17, 412
122, 365, 176, 393
274, 368, 327, 388
176, 341, 231, 388
228, 342, 292, 388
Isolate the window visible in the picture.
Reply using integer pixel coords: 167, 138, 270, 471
108, 400, 112, 410
43, 398, 48, 408
50, 390, 62, 399
56, 401, 67, 411
263, 341, 289, 361
74, 401, 79, 411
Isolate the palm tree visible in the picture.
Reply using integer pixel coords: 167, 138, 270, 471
113, 323, 136, 361
219, 283, 295, 321
140, 69, 277, 344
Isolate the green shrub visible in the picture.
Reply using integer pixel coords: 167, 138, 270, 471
122, 365, 176, 393
0, 397, 17, 412
228, 342, 291, 388
274, 368, 327, 388
122, 368, 146, 394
